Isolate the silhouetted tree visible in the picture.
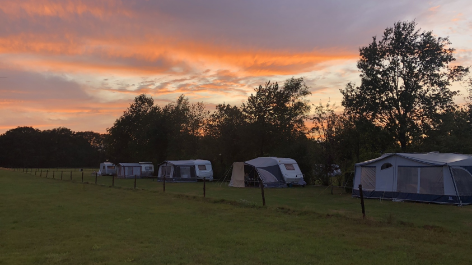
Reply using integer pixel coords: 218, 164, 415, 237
341, 21, 469, 151
242, 77, 311, 156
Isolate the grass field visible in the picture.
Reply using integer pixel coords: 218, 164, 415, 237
1, 169, 472, 264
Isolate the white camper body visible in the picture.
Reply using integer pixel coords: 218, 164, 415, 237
194, 160, 213, 181
99, 162, 116, 176
139, 162, 154, 177
275, 157, 305, 185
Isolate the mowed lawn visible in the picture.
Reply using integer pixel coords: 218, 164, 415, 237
1, 170, 472, 264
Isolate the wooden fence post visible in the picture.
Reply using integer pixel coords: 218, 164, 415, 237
35, 170, 37, 176
70, 171, 72, 181
95, 172, 98, 184
134, 175, 137, 189
40, 170, 42, 177
53, 171, 55, 179
359, 184, 366, 219
259, 178, 266, 206
112, 175, 115, 187
46, 170, 48, 178
61, 171, 63, 180
203, 177, 206, 198
163, 176, 166, 192
81, 172, 84, 183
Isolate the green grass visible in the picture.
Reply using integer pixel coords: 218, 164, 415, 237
1, 169, 472, 264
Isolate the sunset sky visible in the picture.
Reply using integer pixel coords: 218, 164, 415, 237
0, 0, 471, 134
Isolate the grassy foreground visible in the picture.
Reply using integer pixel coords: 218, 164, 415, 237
1, 169, 472, 264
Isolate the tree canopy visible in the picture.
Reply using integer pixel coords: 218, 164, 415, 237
341, 21, 469, 150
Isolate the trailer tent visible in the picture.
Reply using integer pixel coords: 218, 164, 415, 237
229, 157, 306, 188
116, 163, 142, 178
157, 160, 213, 181
353, 153, 472, 205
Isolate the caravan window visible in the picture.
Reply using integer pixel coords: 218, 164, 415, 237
284, 164, 295, 170
381, 163, 392, 170
198, 165, 207, 170
107, 166, 115, 169
144, 166, 152, 171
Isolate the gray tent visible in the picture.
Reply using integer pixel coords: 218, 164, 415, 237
157, 160, 198, 182
229, 157, 305, 188
116, 163, 142, 178
353, 152, 472, 205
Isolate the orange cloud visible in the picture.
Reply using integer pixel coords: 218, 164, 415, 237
429, 5, 440, 12
0, 0, 133, 19
0, 33, 356, 77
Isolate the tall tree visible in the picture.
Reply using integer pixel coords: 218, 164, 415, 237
341, 21, 469, 150
242, 77, 311, 156
106, 94, 159, 162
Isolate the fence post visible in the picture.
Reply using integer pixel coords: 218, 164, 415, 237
134, 175, 137, 189
203, 177, 206, 198
61, 171, 63, 180
259, 178, 266, 206
70, 171, 72, 181
163, 176, 166, 192
112, 175, 115, 187
35, 170, 37, 176
95, 172, 98, 184
81, 172, 84, 183
46, 170, 48, 178
40, 170, 42, 177
53, 171, 55, 179
359, 184, 366, 219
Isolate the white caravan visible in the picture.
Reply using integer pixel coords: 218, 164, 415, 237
139, 162, 154, 177
99, 162, 116, 176
194, 160, 213, 181
275, 157, 306, 186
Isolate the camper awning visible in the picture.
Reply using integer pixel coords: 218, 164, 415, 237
356, 153, 472, 166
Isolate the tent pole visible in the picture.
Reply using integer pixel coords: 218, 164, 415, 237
218, 164, 233, 187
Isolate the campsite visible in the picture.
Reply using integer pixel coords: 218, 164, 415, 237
2, 168, 472, 264
2, 6, 472, 264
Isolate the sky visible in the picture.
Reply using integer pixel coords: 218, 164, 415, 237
0, 0, 471, 134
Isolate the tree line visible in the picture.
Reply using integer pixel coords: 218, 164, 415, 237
1, 21, 471, 185
0, 127, 104, 168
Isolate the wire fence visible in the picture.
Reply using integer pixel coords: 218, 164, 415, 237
7, 167, 355, 209
5, 167, 472, 232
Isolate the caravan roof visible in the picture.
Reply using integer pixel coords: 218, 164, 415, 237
246, 157, 297, 167
164, 160, 211, 166
118, 163, 141, 167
